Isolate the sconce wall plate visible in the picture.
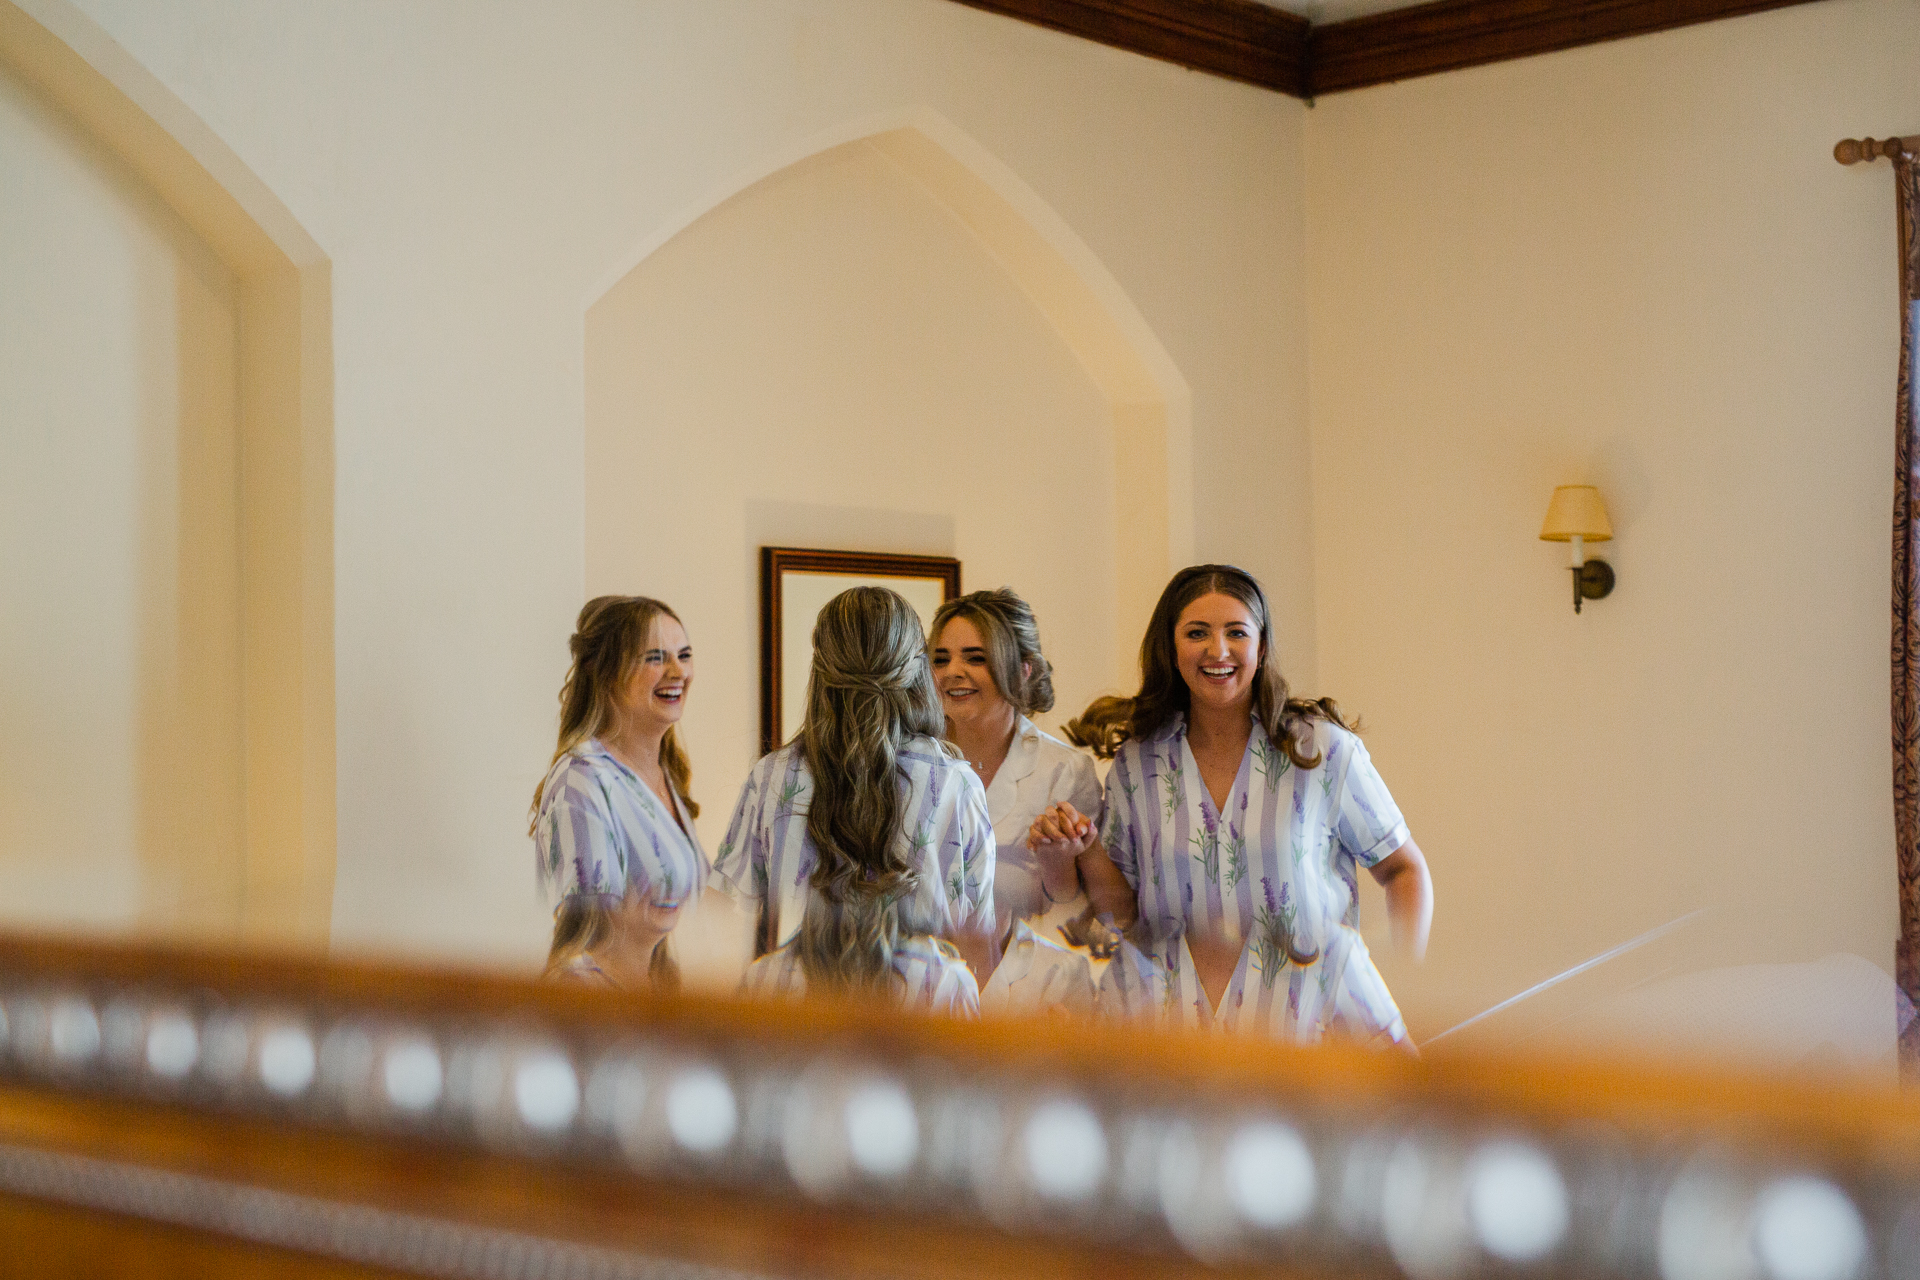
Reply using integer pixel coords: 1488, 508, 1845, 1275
1573, 559, 1614, 613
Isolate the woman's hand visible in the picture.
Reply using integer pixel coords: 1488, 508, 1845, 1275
1028, 802, 1095, 906
1028, 802, 1097, 859
1368, 840, 1433, 961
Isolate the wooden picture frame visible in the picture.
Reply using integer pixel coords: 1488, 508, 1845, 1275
759, 547, 962, 754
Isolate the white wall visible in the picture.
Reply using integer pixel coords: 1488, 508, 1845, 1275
1304, 0, 1919, 1047
0, 58, 243, 934
587, 138, 1116, 810
27, 0, 1907, 1060
53, 0, 1307, 961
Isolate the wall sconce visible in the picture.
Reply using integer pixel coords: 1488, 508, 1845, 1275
1539, 485, 1614, 613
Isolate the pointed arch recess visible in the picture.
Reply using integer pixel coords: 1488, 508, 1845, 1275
588, 108, 1193, 688
1, 0, 336, 943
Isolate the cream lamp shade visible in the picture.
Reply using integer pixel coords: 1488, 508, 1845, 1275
1538, 485, 1613, 543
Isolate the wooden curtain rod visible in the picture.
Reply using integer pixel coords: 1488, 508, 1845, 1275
1835, 135, 1920, 164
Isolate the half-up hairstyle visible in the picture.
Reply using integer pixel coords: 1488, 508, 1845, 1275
1064, 565, 1353, 768
929, 587, 1056, 716
792, 586, 951, 995
528, 595, 698, 836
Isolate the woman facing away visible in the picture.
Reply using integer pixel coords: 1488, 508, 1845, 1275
716, 586, 993, 1015
531, 596, 708, 990
1046, 564, 1432, 1046
929, 588, 1131, 1017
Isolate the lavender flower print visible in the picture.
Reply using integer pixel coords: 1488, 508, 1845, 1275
534, 739, 709, 912
710, 738, 994, 951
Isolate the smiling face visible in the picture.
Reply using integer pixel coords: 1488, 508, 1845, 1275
614, 613, 693, 738
932, 614, 1018, 731
616, 890, 683, 941
1174, 592, 1261, 715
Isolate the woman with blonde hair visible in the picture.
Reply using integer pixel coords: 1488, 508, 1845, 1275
531, 595, 706, 989
715, 586, 992, 1013
929, 588, 1129, 1016
1045, 564, 1431, 1043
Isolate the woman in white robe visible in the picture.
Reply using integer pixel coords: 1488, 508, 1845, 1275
927, 589, 1122, 1016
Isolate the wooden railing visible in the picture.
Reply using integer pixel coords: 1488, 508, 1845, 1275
0, 932, 1912, 1279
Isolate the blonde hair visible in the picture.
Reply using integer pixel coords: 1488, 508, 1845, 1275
929, 588, 1056, 716
792, 586, 951, 995
529, 595, 698, 836
544, 899, 680, 991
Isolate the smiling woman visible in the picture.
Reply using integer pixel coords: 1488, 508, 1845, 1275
1063, 565, 1432, 1046
529, 597, 708, 990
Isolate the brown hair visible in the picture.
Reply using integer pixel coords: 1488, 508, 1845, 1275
528, 595, 698, 836
929, 588, 1056, 716
543, 899, 680, 991
1064, 565, 1352, 767
792, 586, 951, 994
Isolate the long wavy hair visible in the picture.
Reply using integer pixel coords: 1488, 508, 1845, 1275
544, 899, 680, 991
928, 587, 1056, 716
1064, 565, 1352, 767
791, 587, 952, 995
528, 595, 698, 836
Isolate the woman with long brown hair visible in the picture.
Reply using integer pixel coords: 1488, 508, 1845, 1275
531, 595, 706, 989
716, 586, 991, 1013
1043, 564, 1431, 1041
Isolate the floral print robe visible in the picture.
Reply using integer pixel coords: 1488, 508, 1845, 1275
712, 737, 996, 952
1101, 714, 1409, 954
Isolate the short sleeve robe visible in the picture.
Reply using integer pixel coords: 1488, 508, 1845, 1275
1095, 924, 1405, 1045
712, 736, 997, 951
1101, 714, 1408, 952
740, 935, 981, 1018
533, 740, 708, 909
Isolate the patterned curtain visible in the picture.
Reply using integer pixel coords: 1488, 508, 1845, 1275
1895, 148, 1920, 1077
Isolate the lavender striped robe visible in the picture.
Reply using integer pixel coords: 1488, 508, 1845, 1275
1101, 715, 1408, 954
533, 740, 707, 908
712, 737, 996, 951
1095, 924, 1406, 1046
740, 936, 981, 1017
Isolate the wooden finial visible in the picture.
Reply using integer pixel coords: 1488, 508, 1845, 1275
1835, 135, 1920, 164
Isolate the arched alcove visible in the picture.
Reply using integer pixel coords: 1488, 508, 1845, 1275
585, 113, 1192, 833
0, 0, 334, 943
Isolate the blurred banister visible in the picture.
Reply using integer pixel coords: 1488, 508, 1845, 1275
0, 931, 1912, 1279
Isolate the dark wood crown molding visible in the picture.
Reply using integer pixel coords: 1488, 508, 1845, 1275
949, 0, 1310, 96
951, 0, 1828, 97
1308, 0, 1823, 94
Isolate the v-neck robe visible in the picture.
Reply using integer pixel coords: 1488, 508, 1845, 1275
534, 739, 709, 908
1095, 925, 1405, 1045
1100, 714, 1409, 953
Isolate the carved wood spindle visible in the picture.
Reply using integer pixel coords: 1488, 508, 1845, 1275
1835, 135, 1920, 165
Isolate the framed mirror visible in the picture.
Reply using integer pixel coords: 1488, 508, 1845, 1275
759, 547, 961, 753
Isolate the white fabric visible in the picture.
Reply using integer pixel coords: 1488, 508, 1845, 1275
979, 918, 1096, 1017
980, 716, 1103, 924
1096, 924, 1405, 1045
1102, 714, 1409, 952
532, 739, 708, 908
712, 737, 996, 951
740, 935, 981, 1017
